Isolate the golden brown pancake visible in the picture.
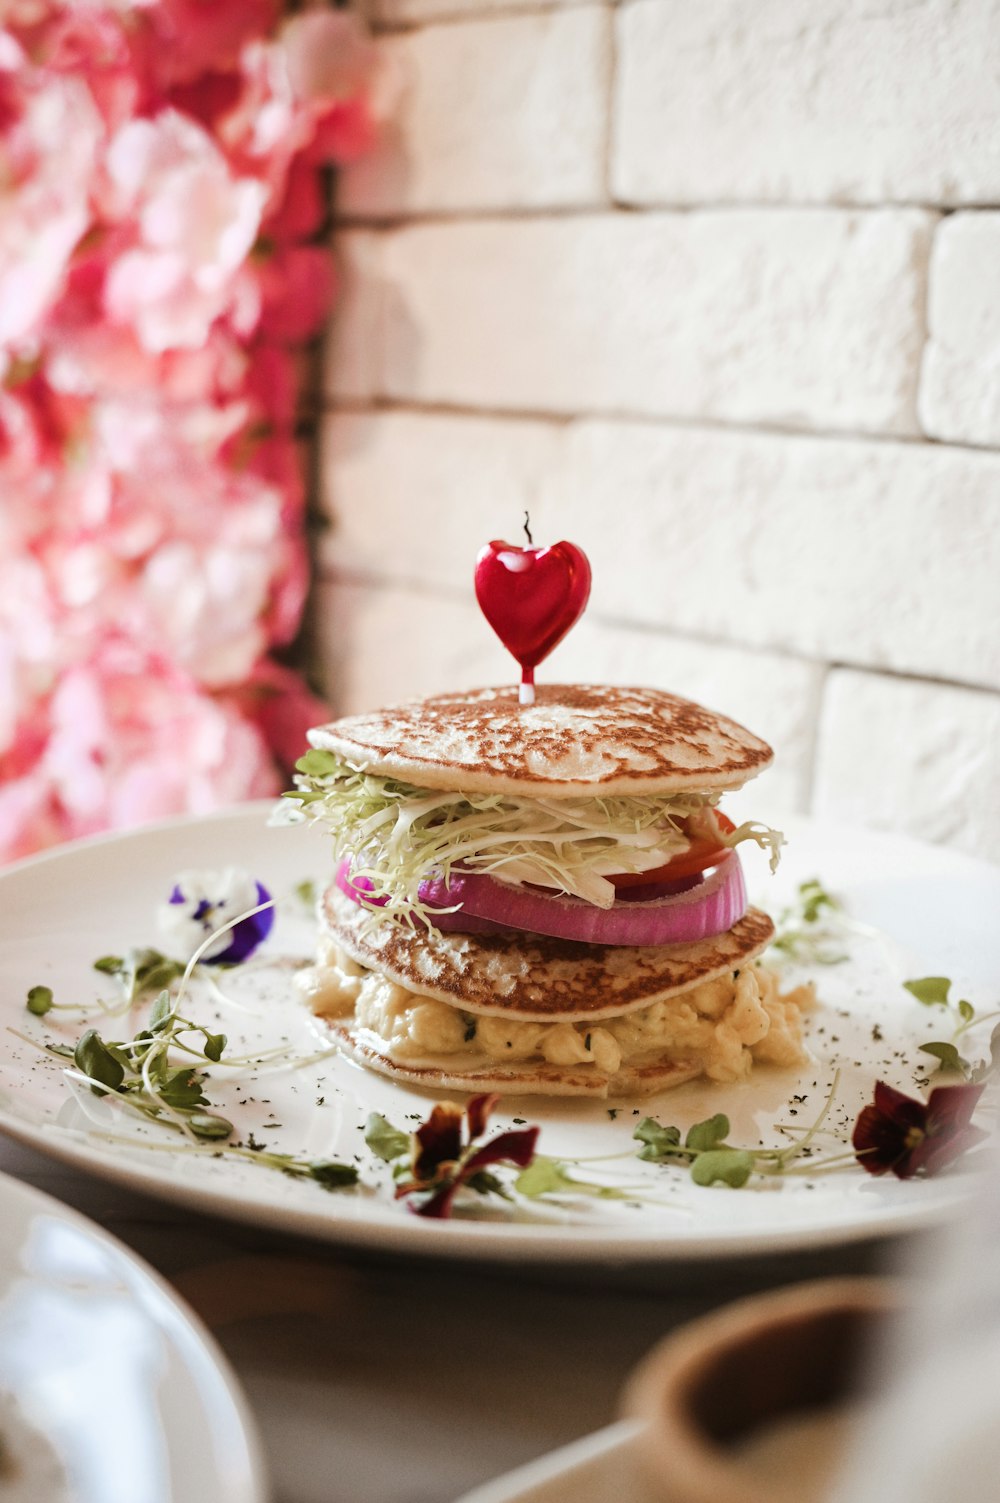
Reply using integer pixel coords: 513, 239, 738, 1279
308, 684, 773, 797
322, 882, 776, 1022
325, 1026, 702, 1100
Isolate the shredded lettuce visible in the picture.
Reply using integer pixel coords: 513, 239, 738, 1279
286, 750, 784, 927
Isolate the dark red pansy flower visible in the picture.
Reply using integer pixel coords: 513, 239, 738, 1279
397, 1092, 539, 1219
853, 1079, 988, 1179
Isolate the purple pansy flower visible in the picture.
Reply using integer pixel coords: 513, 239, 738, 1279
853, 1079, 988, 1179
394, 1093, 539, 1219
159, 867, 274, 964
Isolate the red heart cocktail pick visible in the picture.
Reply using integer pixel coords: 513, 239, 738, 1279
475, 523, 592, 705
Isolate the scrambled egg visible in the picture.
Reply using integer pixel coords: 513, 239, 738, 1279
296, 938, 812, 1084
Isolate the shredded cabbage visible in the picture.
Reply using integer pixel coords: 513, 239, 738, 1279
285, 750, 784, 927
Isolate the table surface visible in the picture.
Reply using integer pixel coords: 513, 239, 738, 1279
0, 1133, 892, 1503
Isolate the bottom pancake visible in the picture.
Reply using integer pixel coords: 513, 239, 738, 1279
297, 928, 814, 1099
324, 1024, 702, 1099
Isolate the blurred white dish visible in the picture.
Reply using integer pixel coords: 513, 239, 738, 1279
0, 805, 997, 1265
0, 1172, 265, 1503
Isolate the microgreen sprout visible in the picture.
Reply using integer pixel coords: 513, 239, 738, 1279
633, 1072, 861, 1188
905, 975, 1000, 1082
770, 878, 849, 966
20, 886, 357, 1191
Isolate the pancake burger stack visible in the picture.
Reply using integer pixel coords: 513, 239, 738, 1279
290, 681, 811, 1100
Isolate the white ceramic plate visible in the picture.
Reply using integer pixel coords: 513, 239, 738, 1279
0, 804, 997, 1264
0, 1171, 265, 1503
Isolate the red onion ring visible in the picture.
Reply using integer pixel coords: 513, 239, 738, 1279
335, 855, 747, 947
335, 863, 512, 934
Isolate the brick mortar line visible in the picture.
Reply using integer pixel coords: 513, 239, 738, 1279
368, 0, 612, 37
823, 661, 1000, 700
316, 568, 1000, 697
333, 202, 979, 230
321, 397, 1000, 461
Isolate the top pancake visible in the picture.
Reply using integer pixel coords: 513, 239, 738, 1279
308, 684, 772, 797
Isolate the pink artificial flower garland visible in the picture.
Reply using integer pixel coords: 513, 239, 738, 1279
0, 1, 374, 862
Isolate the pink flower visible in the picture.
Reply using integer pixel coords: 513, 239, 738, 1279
309, 96, 377, 165
147, 0, 282, 88
102, 111, 267, 351
264, 152, 325, 242
0, 762, 65, 865
243, 342, 299, 428
0, 43, 103, 349
41, 639, 280, 840
12, 8, 144, 130
279, 11, 376, 110
257, 243, 335, 344
0, 0, 376, 864
231, 660, 330, 775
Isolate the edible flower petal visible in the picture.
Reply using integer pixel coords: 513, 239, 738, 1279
158, 866, 274, 963
852, 1079, 988, 1179
396, 1092, 540, 1219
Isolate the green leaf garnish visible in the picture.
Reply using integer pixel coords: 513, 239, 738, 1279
158, 1067, 209, 1110
690, 1149, 755, 1188
74, 1029, 125, 1093
918, 1042, 970, 1076
309, 1161, 360, 1189
465, 1170, 510, 1200
634, 1073, 845, 1190
904, 977, 952, 1007
515, 1156, 630, 1200
294, 748, 342, 778
148, 992, 173, 1033
188, 1112, 234, 1140
685, 1114, 729, 1152
633, 1118, 681, 1162
26, 985, 54, 1017
202, 1031, 227, 1063
770, 878, 848, 965
364, 1113, 410, 1163
798, 878, 837, 924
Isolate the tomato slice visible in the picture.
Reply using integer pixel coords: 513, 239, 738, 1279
609, 812, 735, 889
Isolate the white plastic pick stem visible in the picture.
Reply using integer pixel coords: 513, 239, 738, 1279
519, 681, 536, 706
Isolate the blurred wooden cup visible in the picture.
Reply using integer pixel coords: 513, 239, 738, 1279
621, 1277, 899, 1503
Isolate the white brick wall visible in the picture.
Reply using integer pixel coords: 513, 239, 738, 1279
323, 231, 384, 401
363, 211, 934, 434
320, 0, 1000, 862
613, 0, 1000, 208
920, 213, 1000, 445
340, 9, 611, 216
320, 409, 1000, 691
814, 671, 1000, 860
